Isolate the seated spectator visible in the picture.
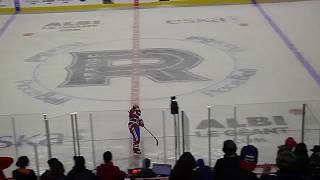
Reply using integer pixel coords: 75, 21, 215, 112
12, 156, 37, 180
308, 145, 320, 180
261, 151, 303, 180
278, 137, 297, 153
196, 159, 212, 180
66, 156, 96, 180
41, 158, 66, 180
213, 140, 239, 180
294, 143, 309, 176
0, 156, 14, 180
169, 152, 201, 180
238, 145, 259, 180
96, 151, 126, 180
135, 158, 156, 178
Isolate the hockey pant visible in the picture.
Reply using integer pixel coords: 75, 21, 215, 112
129, 123, 140, 150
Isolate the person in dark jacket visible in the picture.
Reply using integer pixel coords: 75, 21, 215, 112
169, 152, 201, 180
308, 145, 320, 180
96, 151, 126, 180
0, 157, 13, 180
41, 158, 66, 180
294, 143, 309, 176
12, 156, 37, 180
135, 158, 156, 178
261, 151, 303, 180
213, 140, 239, 180
170, 96, 179, 115
238, 145, 259, 180
196, 159, 212, 180
66, 156, 96, 180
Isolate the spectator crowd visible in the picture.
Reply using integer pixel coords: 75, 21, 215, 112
1, 137, 319, 180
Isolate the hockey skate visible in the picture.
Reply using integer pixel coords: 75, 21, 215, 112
133, 148, 141, 154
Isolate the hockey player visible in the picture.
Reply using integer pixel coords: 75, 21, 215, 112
128, 104, 144, 154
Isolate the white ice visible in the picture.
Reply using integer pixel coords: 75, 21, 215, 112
0, 0, 320, 176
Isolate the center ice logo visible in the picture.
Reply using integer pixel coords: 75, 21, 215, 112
60, 48, 211, 87
18, 37, 256, 104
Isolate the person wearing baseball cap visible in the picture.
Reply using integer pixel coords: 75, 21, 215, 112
310, 145, 320, 153
309, 145, 320, 179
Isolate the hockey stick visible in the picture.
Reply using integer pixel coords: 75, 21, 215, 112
143, 126, 159, 146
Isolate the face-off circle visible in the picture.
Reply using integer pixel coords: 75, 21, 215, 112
33, 38, 236, 102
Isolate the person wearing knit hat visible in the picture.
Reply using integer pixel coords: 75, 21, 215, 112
238, 145, 259, 180
240, 145, 258, 172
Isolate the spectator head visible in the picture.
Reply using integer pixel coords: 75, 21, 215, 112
223, 140, 237, 155
310, 144, 320, 174
103, 151, 112, 163
311, 145, 320, 153
47, 158, 65, 174
73, 156, 85, 169
171, 96, 176, 100
196, 159, 205, 168
285, 137, 297, 150
276, 151, 297, 171
174, 152, 197, 171
310, 146, 320, 168
142, 158, 151, 169
16, 156, 29, 168
239, 145, 258, 172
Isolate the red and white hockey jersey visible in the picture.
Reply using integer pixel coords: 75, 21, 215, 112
128, 105, 144, 128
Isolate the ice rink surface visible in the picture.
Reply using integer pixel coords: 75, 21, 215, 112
0, 0, 320, 175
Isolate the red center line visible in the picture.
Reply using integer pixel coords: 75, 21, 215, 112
129, 0, 141, 167
131, 1, 140, 107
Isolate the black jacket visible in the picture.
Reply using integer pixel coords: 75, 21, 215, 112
12, 169, 37, 180
41, 170, 66, 180
170, 100, 179, 114
213, 154, 239, 180
66, 168, 96, 180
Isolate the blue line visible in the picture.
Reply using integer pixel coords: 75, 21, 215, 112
0, 13, 17, 38
252, 0, 320, 86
